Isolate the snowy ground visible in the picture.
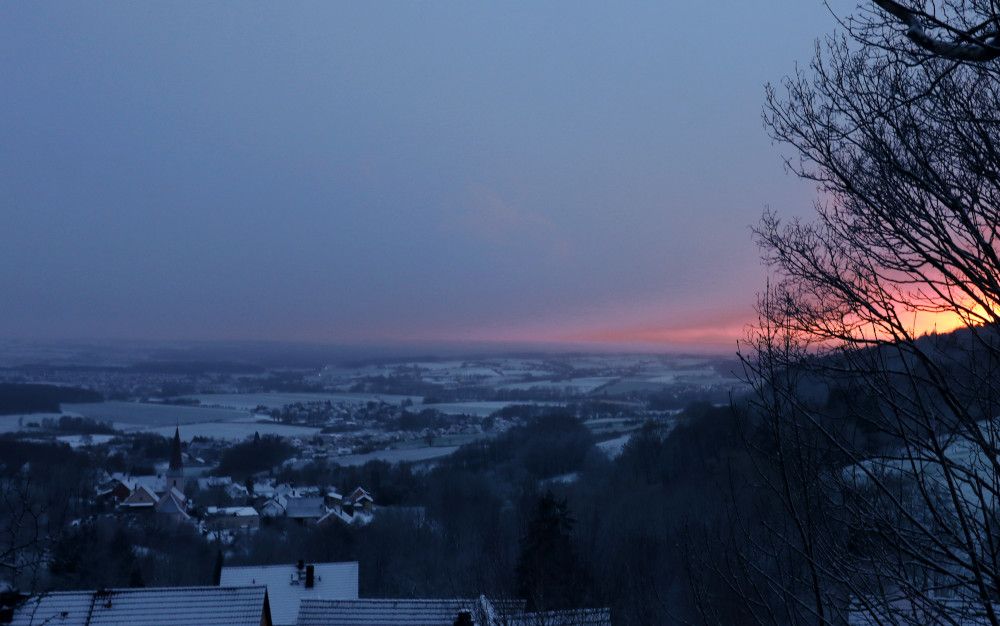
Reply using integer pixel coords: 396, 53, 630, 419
63, 402, 249, 426
140, 421, 321, 442
56, 434, 116, 448
59, 401, 321, 442
176, 392, 420, 410
497, 377, 616, 393
597, 433, 633, 458
0, 413, 64, 433
415, 401, 566, 416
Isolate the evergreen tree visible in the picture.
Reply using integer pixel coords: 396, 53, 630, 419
516, 491, 585, 611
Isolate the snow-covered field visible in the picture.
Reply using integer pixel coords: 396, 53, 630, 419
497, 377, 616, 393
56, 434, 116, 448
63, 402, 249, 426
415, 401, 566, 416
177, 392, 420, 410
597, 433, 633, 458
141, 421, 321, 442
59, 401, 320, 442
0, 413, 64, 433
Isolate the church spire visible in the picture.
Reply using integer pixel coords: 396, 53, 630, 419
169, 426, 183, 471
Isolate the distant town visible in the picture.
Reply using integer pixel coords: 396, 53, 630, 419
0, 343, 743, 624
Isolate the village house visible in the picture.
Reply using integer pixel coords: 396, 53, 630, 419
220, 561, 358, 626
205, 506, 261, 532
8, 585, 272, 626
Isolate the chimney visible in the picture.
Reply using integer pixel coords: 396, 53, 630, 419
296, 560, 304, 571
305, 564, 315, 589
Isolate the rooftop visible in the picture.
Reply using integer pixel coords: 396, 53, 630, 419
296, 598, 480, 626
9, 585, 269, 626
221, 562, 358, 626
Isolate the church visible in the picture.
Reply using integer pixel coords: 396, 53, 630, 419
117, 426, 190, 523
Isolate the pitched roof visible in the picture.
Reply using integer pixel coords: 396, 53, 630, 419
296, 598, 480, 626
120, 485, 158, 508
221, 562, 358, 626
206, 506, 259, 517
155, 490, 189, 519
9, 585, 269, 626
283, 497, 327, 520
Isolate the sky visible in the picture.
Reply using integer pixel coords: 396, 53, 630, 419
0, 1, 856, 354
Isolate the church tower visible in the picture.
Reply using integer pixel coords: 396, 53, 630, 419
166, 426, 185, 493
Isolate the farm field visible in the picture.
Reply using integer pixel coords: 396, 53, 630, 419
178, 391, 420, 410
62, 401, 252, 426
414, 400, 566, 416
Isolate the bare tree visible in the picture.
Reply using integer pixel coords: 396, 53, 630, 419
871, 0, 1000, 62
738, 1, 1000, 624
0, 475, 47, 592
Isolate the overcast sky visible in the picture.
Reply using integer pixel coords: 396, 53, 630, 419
0, 2, 855, 353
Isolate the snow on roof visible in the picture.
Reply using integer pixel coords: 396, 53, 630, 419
221, 562, 358, 626
120, 485, 158, 508
282, 497, 327, 519
206, 506, 258, 517
155, 491, 189, 519
9, 585, 269, 626
296, 598, 478, 626
111, 474, 163, 493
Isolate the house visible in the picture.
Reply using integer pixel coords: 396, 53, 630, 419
295, 597, 609, 626
221, 561, 358, 626
283, 497, 328, 524
345, 487, 374, 515
205, 506, 261, 531
155, 487, 190, 523
324, 489, 343, 509
8, 585, 272, 626
95, 477, 132, 503
119, 484, 159, 510
197, 476, 233, 490
261, 496, 289, 518
197, 476, 251, 501
111, 473, 166, 497
260, 496, 329, 524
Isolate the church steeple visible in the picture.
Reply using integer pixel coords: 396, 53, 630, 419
167, 426, 185, 492
169, 426, 183, 471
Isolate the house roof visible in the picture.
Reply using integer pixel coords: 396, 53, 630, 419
9, 585, 269, 626
155, 490, 189, 519
206, 506, 259, 517
221, 562, 358, 626
111, 474, 165, 495
283, 497, 327, 519
120, 485, 158, 508
296, 599, 481, 626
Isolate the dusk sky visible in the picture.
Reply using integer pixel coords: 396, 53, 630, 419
1, 2, 853, 352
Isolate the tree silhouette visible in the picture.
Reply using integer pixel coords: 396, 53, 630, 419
516, 491, 585, 611
736, 0, 1000, 623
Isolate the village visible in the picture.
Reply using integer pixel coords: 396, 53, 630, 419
1, 423, 616, 625
101, 427, 378, 537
